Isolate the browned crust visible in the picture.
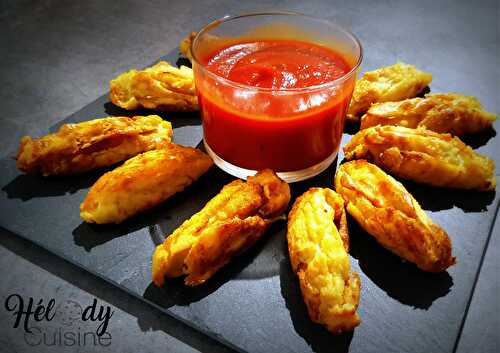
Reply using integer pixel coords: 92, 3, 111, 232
80, 143, 213, 224
109, 61, 197, 111
344, 125, 496, 191
152, 169, 291, 286
16, 115, 172, 176
179, 32, 196, 61
360, 93, 496, 135
287, 187, 360, 334
334, 160, 456, 272
347, 62, 432, 122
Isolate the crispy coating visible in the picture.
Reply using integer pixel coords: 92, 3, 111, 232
179, 32, 196, 61
80, 144, 213, 224
347, 62, 432, 122
287, 188, 361, 334
152, 169, 291, 286
335, 160, 455, 272
344, 125, 496, 191
16, 115, 172, 176
110, 61, 198, 111
360, 93, 497, 135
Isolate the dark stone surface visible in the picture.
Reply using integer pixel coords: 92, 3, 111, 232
0, 1, 498, 352
456, 217, 499, 353
0, 228, 234, 353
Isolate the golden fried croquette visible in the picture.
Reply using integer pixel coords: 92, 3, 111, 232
110, 61, 198, 111
179, 32, 196, 61
335, 160, 455, 272
344, 125, 496, 191
16, 115, 172, 176
80, 144, 213, 224
347, 62, 432, 122
152, 169, 291, 286
287, 188, 361, 334
360, 93, 497, 135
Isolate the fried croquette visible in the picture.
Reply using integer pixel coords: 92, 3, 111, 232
152, 169, 291, 286
180, 32, 196, 61
16, 115, 172, 176
344, 125, 496, 191
347, 62, 432, 122
80, 144, 213, 224
287, 187, 361, 333
110, 61, 198, 111
360, 93, 496, 135
335, 160, 455, 272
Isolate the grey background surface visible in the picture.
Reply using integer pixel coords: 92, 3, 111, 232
0, 1, 498, 352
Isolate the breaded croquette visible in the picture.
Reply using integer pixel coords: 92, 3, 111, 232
347, 62, 432, 122
16, 115, 173, 176
360, 93, 497, 135
335, 160, 456, 272
80, 144, 213, 224
287, 188, 361, 333
344, 125, 496, 191
152, 169, 291, 286
110, 61, 198, 111
179, 32, 196, 61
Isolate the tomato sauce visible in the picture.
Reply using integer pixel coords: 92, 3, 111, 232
195, 39, 354, 172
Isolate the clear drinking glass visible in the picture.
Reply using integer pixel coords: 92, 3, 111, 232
191, 12, 362, 182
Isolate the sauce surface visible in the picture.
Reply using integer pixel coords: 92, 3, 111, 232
204, 40, 350, 90
195, 39, 355, 172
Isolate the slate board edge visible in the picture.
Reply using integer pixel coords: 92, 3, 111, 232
451, 199, 500, 353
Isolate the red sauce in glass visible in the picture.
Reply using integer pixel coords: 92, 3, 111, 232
196, 39, 354, 171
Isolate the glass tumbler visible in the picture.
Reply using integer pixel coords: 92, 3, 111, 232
191, 12, 362, 182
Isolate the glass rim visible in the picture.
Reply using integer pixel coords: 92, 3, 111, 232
190, 11, 363, 93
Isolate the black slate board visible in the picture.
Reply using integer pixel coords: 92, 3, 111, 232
0, 52, 498, 353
